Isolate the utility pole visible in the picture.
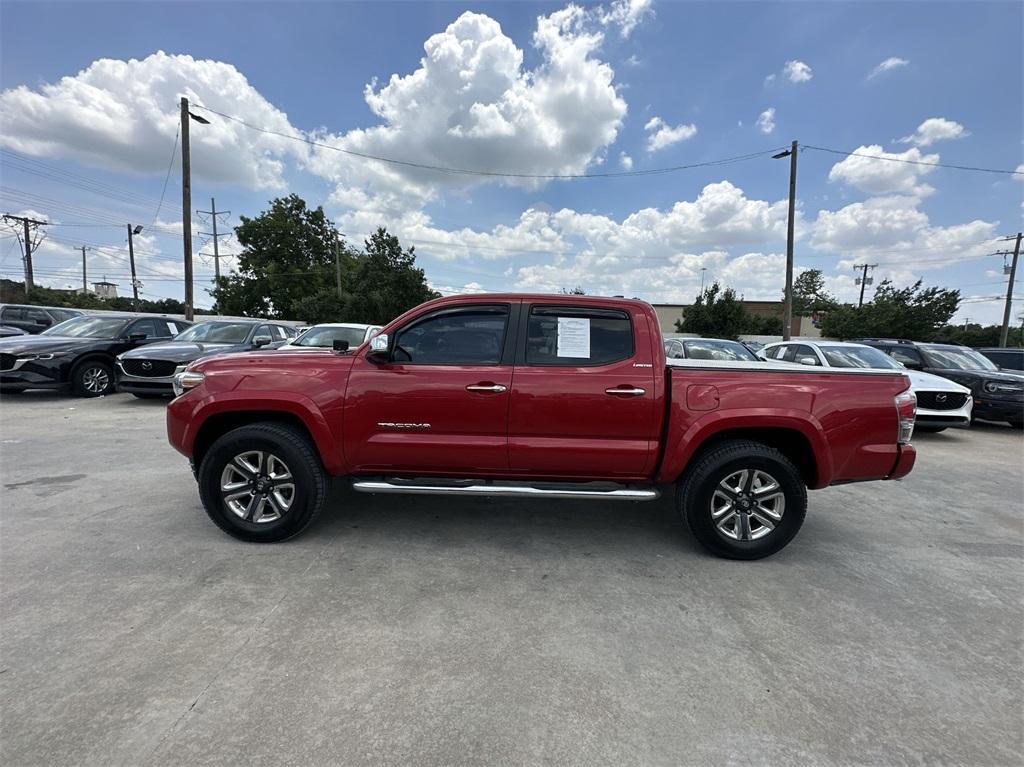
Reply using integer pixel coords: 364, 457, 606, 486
999, 232, 1022, 347
197, 197, 230, 283
854, 263, 877, 308
180, 97, 194, 321
80, 246, 89, 293
2, 214, 48, 294
126, 224, 141, 311
773, 141, 798, 340
335, 237, 343, 300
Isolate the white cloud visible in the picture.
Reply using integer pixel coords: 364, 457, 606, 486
898, 117, 969, 147
811, 194, 997, 268
599, 0, 654, 38
783, 60, 813, 83
756, 107, 776, 134
1015, 164, 1024, 178
644, 116, 698, 152
619, 152, 633, 170
309, 7, 629, 216
827, 144, 939, 196
867, 57, 909, 79
0, 52, 308, 190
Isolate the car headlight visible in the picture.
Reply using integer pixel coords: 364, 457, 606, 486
172, 370, 205, 397
16, 352, 68, 361
983, 380, 1023, 395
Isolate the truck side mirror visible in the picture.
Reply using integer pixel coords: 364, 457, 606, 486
366, 333, 390, 364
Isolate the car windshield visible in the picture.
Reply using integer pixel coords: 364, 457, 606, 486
683, 339, 759, 361
819, 345, 902, 369
293, 326, 368, 348
174, 321, 254, 344
921, 346, 999, 371
41, 316, 129, 339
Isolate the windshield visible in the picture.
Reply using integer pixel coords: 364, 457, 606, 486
683, 339, 759, 361
41, 316, 129, 339
174, 321, 254, 344
921, 346, 999, 371
819, 345, 902, 369
293, 326, 368, 348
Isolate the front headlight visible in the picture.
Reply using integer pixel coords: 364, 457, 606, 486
172, 370, 205, 397
17, 352, 69, 361
983, 380, 1023, 395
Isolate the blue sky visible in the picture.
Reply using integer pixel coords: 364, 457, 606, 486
1, 0, 1021, 323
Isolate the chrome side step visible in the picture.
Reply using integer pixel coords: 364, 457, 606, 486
350, 478, 660, 501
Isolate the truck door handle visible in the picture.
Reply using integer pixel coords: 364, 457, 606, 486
605, 387, 646, 396
466, 383, 507, 393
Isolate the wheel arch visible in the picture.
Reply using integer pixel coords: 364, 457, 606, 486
683, 429, 818, 487
192, 411, 326, 474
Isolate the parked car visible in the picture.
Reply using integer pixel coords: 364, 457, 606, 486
0, 325, 28, 338
0, 314, 191, 396
116, 319, 298, 398
0, 303, 84, 334
277, 322, 382, 351
760, 340, 973, 432
975, 347, 1024, 372
664, 337, 761, 361
857, 339, 1024, 428
166, 294, 916, 559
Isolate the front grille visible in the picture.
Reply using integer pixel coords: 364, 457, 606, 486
917, 391, 968, 410
0, 353, 15, 371
121, 358, 178, 377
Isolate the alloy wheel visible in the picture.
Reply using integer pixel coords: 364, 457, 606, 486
82, 366, 110, 394
710, 468, 786, 541
219, 450, 295, 524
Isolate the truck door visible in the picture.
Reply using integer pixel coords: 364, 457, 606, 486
343, 302, 516, 474
507, 303, 660, 479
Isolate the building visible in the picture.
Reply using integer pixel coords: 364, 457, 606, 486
651, 301, 822, 338
91, 280, 118, 300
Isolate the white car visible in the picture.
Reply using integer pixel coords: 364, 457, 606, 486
278, 322, 382, 351
759, 340, 973, 432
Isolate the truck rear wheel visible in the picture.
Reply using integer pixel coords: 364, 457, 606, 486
677, 439, 807, 560
197, 422, 327, 542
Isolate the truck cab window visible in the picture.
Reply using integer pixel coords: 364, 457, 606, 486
393, 306, 509, 365
526, 306, 633, 366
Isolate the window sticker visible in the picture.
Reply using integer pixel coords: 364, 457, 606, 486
556, 317, 590, 358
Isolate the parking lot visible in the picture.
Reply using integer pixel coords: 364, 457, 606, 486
0, 391, 1021, 766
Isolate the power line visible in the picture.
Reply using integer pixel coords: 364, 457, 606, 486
802, 145, 1023, 176
150, 124, 180, 228
189, 103, 786, 179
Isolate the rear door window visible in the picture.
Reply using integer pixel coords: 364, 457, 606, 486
793, 345, 821, 365
128, 319, 162, 338
525, 306, 633, 366
889, 346, 924, 367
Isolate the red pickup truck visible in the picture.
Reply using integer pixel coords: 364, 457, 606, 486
166, 294, 916, 559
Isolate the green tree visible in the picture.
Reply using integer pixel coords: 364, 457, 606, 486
211, 194, 341, 318
675, 282, 773, 340
790, 269, 838, 315
339, 228, 439, 324
820, 280, 960, 340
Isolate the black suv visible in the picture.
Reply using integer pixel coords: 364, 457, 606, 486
859, 339, 1024, 428
0, 314, 192, 396
0, 303, 84, 334
115, 319, 297, 397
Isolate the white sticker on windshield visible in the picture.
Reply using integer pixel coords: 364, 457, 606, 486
557, 317, 590, 358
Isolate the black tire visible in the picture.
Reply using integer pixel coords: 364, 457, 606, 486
132, 392, 166, 400
72, 359, 115, 397
915, 425, 948, 433
197, 422, 327, 542
677, 439, 807, 560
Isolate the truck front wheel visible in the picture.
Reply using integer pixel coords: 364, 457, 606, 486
197, 422, 327, 542
678, 440, 807, 560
